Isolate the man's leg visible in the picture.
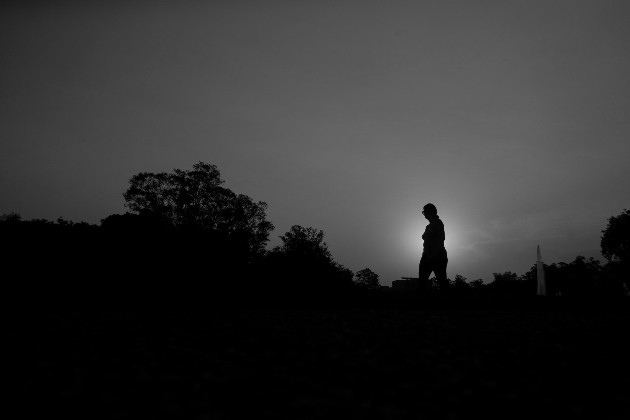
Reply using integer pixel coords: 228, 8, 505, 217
434, 254, 448, 285
418, 257, 433, 293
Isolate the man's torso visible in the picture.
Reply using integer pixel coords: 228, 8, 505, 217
422, 217, 446, 256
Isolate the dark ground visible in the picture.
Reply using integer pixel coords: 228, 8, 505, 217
8, 300, 630, 419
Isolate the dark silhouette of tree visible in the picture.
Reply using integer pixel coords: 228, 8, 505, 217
557, 256, 621, 296
436, 276, 452, 293
1, 216, 100, 291
100, 212, 173, 234
601, 209, 630, 263
123, 162, 224, 226
486, 271, 526, 296
261, 225, 354, 300
519, 255, 624, 297
452, 274, 470, 292
274, 225, 332, 261
469, 279, 484, 290
0, 212, 21, 222
492, 271, 518, 283
601, 209, 630, 290
123, 162, 273, 259
354, 268, 380, 290
223, 194, 275, 258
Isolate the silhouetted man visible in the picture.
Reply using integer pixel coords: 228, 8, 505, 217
419, 203, 448, 292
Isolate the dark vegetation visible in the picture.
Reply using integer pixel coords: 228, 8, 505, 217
4, 164, 629, 418
1, 162, 354, 307
1, 163, 628, 307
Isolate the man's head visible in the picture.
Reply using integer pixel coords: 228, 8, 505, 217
422, 203, 438, 220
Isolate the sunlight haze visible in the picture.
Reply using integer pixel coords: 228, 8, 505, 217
2, 0, 629, 284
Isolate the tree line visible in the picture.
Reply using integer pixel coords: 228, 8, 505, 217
1, 162, 381, 304
419, 209, 629, 298
1, 161, 628, 303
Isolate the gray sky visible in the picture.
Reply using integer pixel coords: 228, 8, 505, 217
2, 1, 629, 284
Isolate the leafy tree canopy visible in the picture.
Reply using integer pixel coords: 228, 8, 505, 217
601, 209, 630, 264
492, 271, 519, 283
274, 225, 332, 263
268, 225, 354, 288
123, 162, 274, 257
354, 267, 380, 290
0, 212, 21, 223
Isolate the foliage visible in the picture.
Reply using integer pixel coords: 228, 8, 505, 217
0, 217, 100, 285
483, 271, 526, 296
123, 162, 274, 258
354, 268, 380, 290
424, 274, 479, 295
492, 271, 519, 283
7, 176, 629, 303
601, 209, 630, 290
0, 212, 21, 222
452, 274, 470, 291
274, 225, 332, 262
123, 162, 223, 225
517, 255, 625, 297
469, 279, 484, 289
263, 225, 354, 294
601, 209, 630, 264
